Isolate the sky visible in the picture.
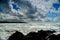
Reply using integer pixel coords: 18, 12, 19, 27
0, 0, 60, 22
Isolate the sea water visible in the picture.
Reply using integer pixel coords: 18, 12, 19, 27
0, 22, 60, 40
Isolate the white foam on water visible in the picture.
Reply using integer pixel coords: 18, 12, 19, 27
0, 22, 60, 40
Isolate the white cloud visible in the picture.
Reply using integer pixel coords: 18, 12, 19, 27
0, 13, 19, 20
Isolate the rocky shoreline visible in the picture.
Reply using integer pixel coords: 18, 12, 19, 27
8, 30, 60, 40
0, 23, 60, 40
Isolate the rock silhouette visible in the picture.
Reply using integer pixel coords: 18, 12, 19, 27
57, 34, 60, 40
8, 30, 60, 40
25, 32, 39, 40
8, 31, 24, 40
47, 34, 59, 40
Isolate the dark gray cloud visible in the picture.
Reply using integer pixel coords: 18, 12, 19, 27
13, 0, 38, 20
59, 0, 60, 3
13, 0, 33, 8
0, 0, 11, 13
44, 0, 50, 2
0, 0, 9, 4
15, 0, 46, 21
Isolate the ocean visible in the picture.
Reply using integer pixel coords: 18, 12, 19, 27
0, 22, 60, 40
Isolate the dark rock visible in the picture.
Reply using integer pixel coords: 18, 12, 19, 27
57, 34, 60, 40
7, 30, 58, 40
47, 34, 59, 40
8, 31, 24, 40
24, 32, 39, 40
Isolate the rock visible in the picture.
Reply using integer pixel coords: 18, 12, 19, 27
8, 31, 24, 40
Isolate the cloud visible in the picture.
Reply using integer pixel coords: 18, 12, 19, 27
0, 0, 60, 22
0, 13, 22, 22
0, 0, 9, 4
9, 0, 37, 20
0, 0, 11, 13
58, 0, 60, 3
0, 13, 18, 19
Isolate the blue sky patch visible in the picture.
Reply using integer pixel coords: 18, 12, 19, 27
0, 8, 3, 12
46, 11, 60, 18
53, 3, 60, 10
12, 4, 20, 11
